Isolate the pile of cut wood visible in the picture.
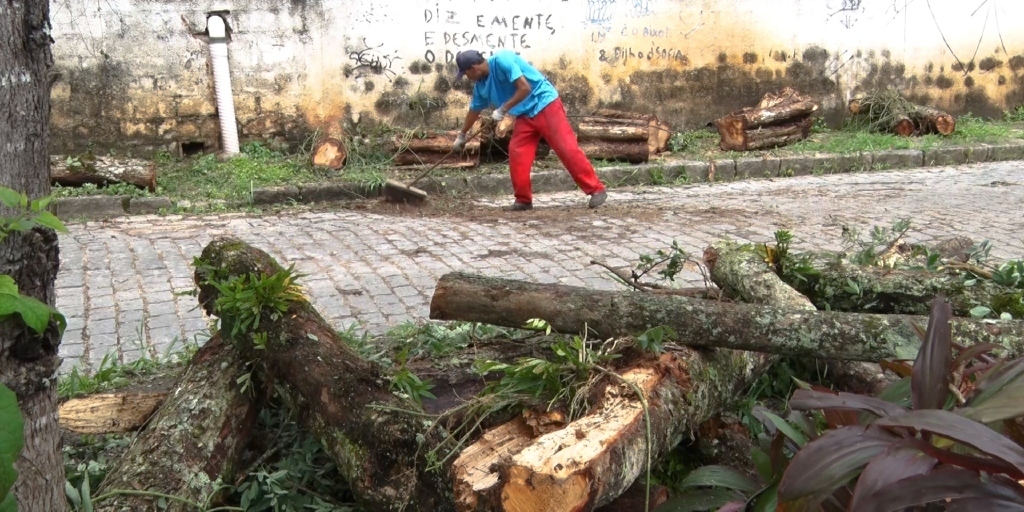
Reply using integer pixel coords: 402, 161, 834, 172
72, 234, 1024, 511
848, 88, 956, 136
713, 87, 819, 151
574, 108, 673, 164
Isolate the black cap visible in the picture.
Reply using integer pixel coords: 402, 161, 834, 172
456, 50, 485, 80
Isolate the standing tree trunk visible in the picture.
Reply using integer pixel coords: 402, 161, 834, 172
0, 0, 65, 509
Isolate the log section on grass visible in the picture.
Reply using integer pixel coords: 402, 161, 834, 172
311, 119, 348, 170
391, 130, 481, 168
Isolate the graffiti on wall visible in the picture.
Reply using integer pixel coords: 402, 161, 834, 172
420, 0, 569, 65
347, 38, 402, 80
827, 0, 864, 29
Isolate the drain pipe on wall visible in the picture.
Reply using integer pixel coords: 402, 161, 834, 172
206, 14, 240, 156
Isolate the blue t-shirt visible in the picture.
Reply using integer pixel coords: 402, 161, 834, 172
469, 50, 559, 118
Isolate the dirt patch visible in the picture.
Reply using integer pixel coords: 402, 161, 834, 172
331, 194, 669, 227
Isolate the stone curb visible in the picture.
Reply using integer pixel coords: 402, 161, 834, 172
252, 140, 1024, 204
53, 140, 1024, 218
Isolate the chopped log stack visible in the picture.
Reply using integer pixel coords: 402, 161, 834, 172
477, 114, 552, 163
848, 89, 956, 136
574, 108, 672, 164
713, 87, 819, 151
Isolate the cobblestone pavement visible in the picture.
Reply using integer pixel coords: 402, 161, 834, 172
55, 161, 1024, 372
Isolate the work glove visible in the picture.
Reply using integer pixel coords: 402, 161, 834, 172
491, 107, 507, 121
453, 131, 467, 151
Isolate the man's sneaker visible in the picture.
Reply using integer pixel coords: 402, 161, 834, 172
503, 202, 533, 211
588, 190, 607, 209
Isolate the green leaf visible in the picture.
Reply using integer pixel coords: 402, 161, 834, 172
756, 409, 808, 447
0, 293, 54, 335
653, 488, 745, 512
970, 306, 993, 318
32, 211, 65, 232
0, 494, 15, 512
0, 276, 16, 296
0, 384, 25, 508
677, 465, 759, 494
911, 296, 952, 410
0, 188, 21, 209
777, 426, 897, 506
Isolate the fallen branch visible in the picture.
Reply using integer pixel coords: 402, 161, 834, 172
429, 272, 1024, 362
59, 392, 167, 434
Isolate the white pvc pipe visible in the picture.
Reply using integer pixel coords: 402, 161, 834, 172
206, 15, 240, 155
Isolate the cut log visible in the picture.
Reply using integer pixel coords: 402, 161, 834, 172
58, 392, 166, 434
429, 272, 1024, 362
780, 260, 1023, 317
311, 137, 347, 170
194, 236, 453, 512
911, 105, 956, 136
591, 109, 654, 122
95, 333, 261, 511
715, 116, 815, 151
580, 141, 649, 163
401, 133, 481, 154
311, 119, 347, 170
453, 348, 770, 511
50, 155, 157, 191
732, 99, 819, 129
577, 123, 649, 142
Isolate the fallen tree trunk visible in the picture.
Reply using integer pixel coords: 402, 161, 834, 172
780, 260, 1023, 317
452, 344, 770, 511
715, 116, 815, 151
58, 392, 167, 434
95, 333, 261, 511
705, 241, 890, 394
194, 236, 454, 512
429, 272, 1024, 362
50, 155, 157, 192
579, 141, 649, 163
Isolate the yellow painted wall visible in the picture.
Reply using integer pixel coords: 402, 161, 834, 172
48, 0, 1024, 153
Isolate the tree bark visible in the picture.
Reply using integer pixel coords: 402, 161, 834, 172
730, 99, 819, 130
392, 151, 479, 167
95, 333, 261, 511
579, 141, 650, 163
0, 0, 66, 507
703, 240, 814, 311
193, 236, 454, 512
428, 272, 1024, 362
648, 118, 672, 155
50, 155, 158, 191
715, 116, 814, 151
58, 392, 167, 434
780, 261, 1022, 317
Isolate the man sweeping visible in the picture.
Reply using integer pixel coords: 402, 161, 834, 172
453, 49, 608, 211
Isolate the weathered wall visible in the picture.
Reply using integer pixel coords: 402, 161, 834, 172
49, 0, 1024, 155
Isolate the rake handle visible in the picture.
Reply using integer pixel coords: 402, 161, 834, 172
406, 126, 485, 188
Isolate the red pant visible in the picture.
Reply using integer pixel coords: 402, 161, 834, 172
508, 98, 605, 204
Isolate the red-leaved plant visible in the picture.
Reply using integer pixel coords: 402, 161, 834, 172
656, 295, 1024, 512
